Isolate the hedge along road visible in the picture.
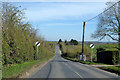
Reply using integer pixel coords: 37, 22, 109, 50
29, 45, 119, 78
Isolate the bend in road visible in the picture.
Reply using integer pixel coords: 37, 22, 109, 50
30, 45, 119, 79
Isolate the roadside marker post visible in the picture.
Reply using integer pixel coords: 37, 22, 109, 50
90, 44, 94, 62
35, 41, 40, 60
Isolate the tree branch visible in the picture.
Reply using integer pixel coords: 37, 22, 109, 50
99, 34, 118, 41
106, 34, 118, 41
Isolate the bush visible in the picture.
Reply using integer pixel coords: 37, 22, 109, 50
2, 3, 56, 66
69, 39, 78, 45
97, 50, 118, 65
60, 43, 91, 60
58, 39, 62, 44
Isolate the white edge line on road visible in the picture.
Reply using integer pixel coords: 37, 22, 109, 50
59, 47, 118, 77
78, 63, 119, 77
63, 62, 83, 78
62, 56, 118, 77
59, 48, 83, 78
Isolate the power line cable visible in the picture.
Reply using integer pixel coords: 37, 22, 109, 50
85, 1, 120, 22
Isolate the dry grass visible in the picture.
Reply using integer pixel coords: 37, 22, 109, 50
60, 43, 91, 60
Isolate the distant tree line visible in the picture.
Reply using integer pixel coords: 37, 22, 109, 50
58, 39, 78, 45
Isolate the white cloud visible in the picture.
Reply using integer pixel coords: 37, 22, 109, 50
41, 23, 79, 26
24, 2, 107, 22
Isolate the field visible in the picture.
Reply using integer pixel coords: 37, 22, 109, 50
60, 42, 118, 61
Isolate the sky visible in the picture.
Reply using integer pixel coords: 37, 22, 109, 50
10, 1, 116, 42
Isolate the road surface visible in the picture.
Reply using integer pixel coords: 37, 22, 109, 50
30, 45, 119, 79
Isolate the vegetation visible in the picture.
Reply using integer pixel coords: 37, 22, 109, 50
63, 57, 108, 65
91, 1, 120, 64
59, 41, 118, 62
2, 3, 56, 78
100, 66, 120, 75
97, 49, 118, 65
63, 57, 119, 75
60, 42, 91, 61
2, 55, 54, 78
91, 2, 120, 46
58, 39, 62, 44
69, 39, 78, 45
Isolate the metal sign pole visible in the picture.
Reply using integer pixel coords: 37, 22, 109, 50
91, 48, 92, 62
37, 46, 38, 60
90, 44, 94, 62
35, 41, 40, 60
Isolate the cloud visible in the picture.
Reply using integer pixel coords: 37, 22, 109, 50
23, 2, 107, 22
41, 23, 79, 27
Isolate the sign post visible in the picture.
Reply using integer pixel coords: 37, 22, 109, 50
90, 44, 94, 62
35, 41, 40, 60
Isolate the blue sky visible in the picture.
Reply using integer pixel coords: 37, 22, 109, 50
12, 2, 114, 42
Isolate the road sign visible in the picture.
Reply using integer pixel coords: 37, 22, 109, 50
90, 44, 94, 48
35, 41, 40, 60
35, 41, 40, 46
90, 44, 95, 62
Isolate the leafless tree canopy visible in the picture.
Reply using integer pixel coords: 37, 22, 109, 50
92, 2, 120, 42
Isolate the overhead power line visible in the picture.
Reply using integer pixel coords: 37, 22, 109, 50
85, 1, 120, 22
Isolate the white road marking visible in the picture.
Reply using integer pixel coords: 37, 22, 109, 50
63, 62, 83, 78
78, 62, 118, 76
74, 71, 83, 78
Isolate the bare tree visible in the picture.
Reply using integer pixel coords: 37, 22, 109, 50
92, 1, 120, 64
92, 1, 120, 46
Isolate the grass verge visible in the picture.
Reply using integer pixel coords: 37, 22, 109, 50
63, 57, 108, 65
63, 56, 120, 75
2, 54, 55, 78
99, 66, 120, 75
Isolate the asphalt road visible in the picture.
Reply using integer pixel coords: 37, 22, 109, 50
30, 45, 119, 79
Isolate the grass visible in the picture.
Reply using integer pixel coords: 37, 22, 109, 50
91, 44, 118, 55
60, 43, 119, 75
60, 43, 91, 59
63, 56, 120, 75
0, 61, 1, 79
60, 42, 118, 61
2, 41, 56, 78
0, 70, 1, 80
104, 66, 119, 71
64, 56, 109, 65
2, 54, 55, 78
100, 66, 120, 75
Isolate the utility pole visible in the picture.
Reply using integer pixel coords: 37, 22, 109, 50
81, 22, 86, 61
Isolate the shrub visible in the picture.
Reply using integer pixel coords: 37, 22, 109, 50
97, 50, 118, 65
69, 39, 78, 45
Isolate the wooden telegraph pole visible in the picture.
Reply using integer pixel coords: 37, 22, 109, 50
81, 22, 86, 61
